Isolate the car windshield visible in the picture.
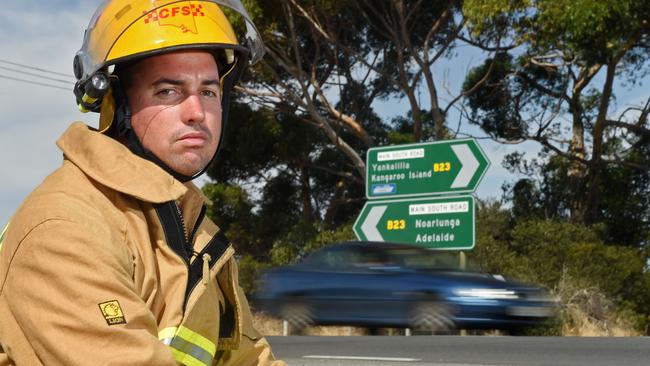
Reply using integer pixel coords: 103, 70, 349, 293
391, 248, 461, 270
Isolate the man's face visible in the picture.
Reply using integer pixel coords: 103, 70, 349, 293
124, 51, 222, 177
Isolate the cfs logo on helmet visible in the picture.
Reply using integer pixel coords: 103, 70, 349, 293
143, 4, 205, 34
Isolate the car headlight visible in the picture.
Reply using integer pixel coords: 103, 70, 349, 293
453, 288, 519, 299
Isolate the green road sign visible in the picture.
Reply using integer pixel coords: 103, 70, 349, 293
366, 139, 490, 199
353, 195, 475, 250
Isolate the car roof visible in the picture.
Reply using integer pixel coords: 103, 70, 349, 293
324, 241, 428, 251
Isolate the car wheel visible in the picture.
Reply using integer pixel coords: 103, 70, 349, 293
409, 298, 455, 334
280, 301, 313, 334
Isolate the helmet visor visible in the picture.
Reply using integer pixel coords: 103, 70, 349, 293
76, 0, 264, 82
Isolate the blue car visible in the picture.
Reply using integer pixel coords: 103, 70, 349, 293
253, 241, 555, 333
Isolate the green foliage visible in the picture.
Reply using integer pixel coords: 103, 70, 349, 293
598, 148, 650, 246
206, 97, 363, 251
471, 202, 650, 333
464, 0, 650, 63
502, 149, 650, 247
202, 183, 254, 227
535, 0, 647, 64
210, 1, 650, 333
202, 182, 261, 255
268, 220, 317, 266
207, 101, 285, 182
269, 221, 355, 266
504, 220, 644, 298
621, 272, 650, 317
463, 0, 530, 40
237, 254, 271, 295
255, 172, 302, 242
386, 131, 416, 145
462, 52, 526, 141
472, 200, 518, 274
563, 242, 642, 295
463, 0, 650, 230
302, 223, 356, 254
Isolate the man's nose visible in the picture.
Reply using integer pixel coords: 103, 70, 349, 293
181, 94, 206, 124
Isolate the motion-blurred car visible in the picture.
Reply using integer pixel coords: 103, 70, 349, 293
253, 241, 555, 333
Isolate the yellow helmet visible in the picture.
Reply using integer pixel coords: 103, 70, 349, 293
73, 0, 264, 130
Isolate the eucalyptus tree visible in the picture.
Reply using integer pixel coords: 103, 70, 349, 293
463, 0, 650, 229
240, 0, 502, 173
208, 0, 502, 250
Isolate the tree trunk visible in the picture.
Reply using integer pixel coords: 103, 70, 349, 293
324, 180, 345, 227
299, 164, 314, 221
567, 65, 600, 224
568, 93, 587, 224
582, 62, 616, 224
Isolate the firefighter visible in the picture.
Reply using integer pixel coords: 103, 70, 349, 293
0, 1, 284, 365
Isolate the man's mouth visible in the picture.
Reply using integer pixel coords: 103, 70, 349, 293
178, 132, 208, 145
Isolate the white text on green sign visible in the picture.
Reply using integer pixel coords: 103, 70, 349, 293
366, 139, 490, 199
353, 195, 475, 250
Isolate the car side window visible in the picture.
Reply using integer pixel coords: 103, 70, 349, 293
303, 246, 385, 272
302, 248, 347, 271
350, 250, 391, 271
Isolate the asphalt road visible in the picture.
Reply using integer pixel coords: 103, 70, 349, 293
267, 335, 650, 366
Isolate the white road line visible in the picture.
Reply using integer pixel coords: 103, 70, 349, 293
303, 355, 420, 362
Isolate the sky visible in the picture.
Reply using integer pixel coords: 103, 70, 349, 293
0, 1, 648, 228
0, 1, 100, 226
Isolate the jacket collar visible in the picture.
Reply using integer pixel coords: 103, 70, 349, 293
57, 122, 188, 203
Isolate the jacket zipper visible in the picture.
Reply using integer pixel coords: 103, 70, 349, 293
155, 201, 211, 311
189, 205, 206, 245
173, 203, 210, 309
173, 202, 191, 260
184, 205, 209, 302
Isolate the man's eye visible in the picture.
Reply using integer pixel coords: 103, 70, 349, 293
156, 89, 176, 97
201, 89, 219, 98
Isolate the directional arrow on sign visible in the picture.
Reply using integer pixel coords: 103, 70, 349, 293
360, 205, 386, 241
353, 195, 475, 249
366, 138, 490, 199
451, 144, 480, 189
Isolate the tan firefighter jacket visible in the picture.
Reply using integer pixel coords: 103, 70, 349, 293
0, 122, 284, 366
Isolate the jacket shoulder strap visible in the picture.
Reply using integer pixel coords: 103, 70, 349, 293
155, 201, 231, 308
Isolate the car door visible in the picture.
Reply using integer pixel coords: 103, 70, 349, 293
303, 246, 409, 325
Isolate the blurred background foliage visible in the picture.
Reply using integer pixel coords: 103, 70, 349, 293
208, 0, 650, 334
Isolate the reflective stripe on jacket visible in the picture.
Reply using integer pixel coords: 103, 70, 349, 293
0, 122, 283, 366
